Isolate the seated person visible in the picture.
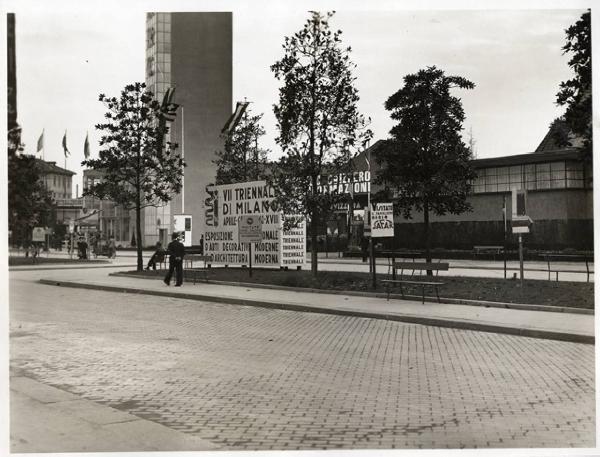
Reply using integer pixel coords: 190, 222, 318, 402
146, 241, 166, 270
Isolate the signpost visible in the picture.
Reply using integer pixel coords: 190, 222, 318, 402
239, 215, 263, 277
511, 189, 532, 285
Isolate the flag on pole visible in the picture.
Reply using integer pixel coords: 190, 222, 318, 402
221, 101, 249, 134
84, 132, 90, 158
36, 129, 44, 153
159, 87, 179, 122
62, 130, 70, 157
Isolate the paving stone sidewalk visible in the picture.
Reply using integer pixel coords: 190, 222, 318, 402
38, 273, 594, 343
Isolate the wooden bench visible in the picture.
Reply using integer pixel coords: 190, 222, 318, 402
540, 254, 593, 282
381, 261, 449, 304
473, 245, 504, 259
184, 254, 210, 284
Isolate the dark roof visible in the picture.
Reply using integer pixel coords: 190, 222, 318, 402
34, 158, 75, 176
535, 119, 584, 153
471, 148, 583, 169
360, 137, 583, 170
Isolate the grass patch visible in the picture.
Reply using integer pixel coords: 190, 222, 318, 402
129, 267, 594, 310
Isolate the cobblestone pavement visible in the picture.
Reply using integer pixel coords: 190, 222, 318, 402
10, 275, 595, 450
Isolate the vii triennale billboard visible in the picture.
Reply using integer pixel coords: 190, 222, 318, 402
204, 180, 306, 267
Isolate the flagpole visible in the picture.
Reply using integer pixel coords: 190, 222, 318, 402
181, 106, 185, 214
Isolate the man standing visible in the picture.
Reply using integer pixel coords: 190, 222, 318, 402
164, 232, 185, 286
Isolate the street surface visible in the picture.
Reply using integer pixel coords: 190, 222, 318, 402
9, 265, 595, 450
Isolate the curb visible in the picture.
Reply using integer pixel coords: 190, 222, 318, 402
39, 278, 594, 345
110, 272, 594, 315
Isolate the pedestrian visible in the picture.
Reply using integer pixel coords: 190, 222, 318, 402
146, 241, 165, 270
80, 237, 88, 260
360, 235, 369, 263
164, 232, 185, 286
108, 237, 116, 258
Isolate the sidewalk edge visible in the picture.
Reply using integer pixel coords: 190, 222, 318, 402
38, 278, 594, 345
110, 272, 594, 315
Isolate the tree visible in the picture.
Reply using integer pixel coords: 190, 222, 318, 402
374, 66, 476, 270
214, 107, 269, 184
270, 11, 372, 276
555, 10, 591, 159
82, 82, 184, 271
8, 153, 54, 247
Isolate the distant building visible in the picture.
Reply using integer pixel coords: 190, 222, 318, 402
35, 159, 75, 200
80, 169, 131, 245
144, 12, 232, 247
339, 123, 593, 251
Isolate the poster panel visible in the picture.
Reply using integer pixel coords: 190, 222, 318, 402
173, 214, 192, 247
204, 180, 280, 266
372, 203, 394, 237
280, 215, 306, 267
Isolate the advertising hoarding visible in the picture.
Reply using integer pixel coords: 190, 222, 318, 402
204, 181, 280, 266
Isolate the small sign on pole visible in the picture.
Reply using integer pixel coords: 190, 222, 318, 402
239, 215, 263, 277
32, 227, 45, 242
239, 215, 263, 243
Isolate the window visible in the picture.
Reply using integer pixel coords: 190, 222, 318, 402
566, 162, 584, 188
550, 162, 566, 189
524, 164, 536, 190
536, 163, 551, 189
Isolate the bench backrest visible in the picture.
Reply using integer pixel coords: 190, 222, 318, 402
187, 254, 208, 261
393, 261, 449, 271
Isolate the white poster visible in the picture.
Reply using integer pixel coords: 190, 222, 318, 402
173, 214, 192, 247
280, 215, 306, 267
372, 203, 394, 238
204, 180, 281, 266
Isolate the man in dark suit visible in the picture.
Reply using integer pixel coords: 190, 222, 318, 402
164, 232, 185, 286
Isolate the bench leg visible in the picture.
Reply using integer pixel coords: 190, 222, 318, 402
386, 283, 390, 301
421, 286, 425, 304
435, 286, 440, 303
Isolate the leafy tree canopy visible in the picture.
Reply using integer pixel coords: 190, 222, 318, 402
8, 153, 54, 246
270, 11, 372, 274
375, 66, 476, 219
82, 82, 184, 210
215, 107, 269, 185
555, 10, 591, 158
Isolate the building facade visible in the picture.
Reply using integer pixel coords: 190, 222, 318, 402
350, 129, 593, 251
144, 12, 232, 247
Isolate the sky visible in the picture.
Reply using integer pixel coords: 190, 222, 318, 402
7, 1, 590, 198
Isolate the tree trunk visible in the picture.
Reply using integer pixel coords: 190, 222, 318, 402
135, 196, 143, 271
310, 175, 319, 277
423, 199, 432, 276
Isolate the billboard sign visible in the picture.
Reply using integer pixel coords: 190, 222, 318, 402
204, 180, 280, 266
